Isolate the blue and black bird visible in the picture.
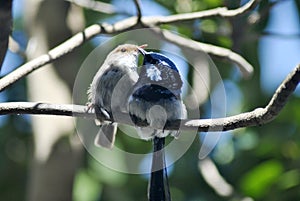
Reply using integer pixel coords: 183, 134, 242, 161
129, 48, 186, 201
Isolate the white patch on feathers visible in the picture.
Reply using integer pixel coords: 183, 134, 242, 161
146, 65, 162, 81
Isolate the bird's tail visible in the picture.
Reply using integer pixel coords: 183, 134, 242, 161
149, 136, 171, 201
94, 123, 117, 149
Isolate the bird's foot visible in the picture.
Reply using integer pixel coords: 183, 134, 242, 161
85, 102, 95, 113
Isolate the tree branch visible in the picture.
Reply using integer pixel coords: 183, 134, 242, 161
143, 0, 260, 26
133, 0, 142, 23
181, 64, 300, 132
149, 28, 254, 77
66, 0, 117, 14
0, 18, 138, 92
0, 64, 299, 132
68, 0, 259, 24
0, 0, 259, 91
0, 24, 96, 91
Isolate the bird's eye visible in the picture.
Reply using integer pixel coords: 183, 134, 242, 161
121, 48, 127, 52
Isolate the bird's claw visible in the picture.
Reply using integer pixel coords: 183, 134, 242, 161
85, 102, 94, 113
85, 103, 111, 122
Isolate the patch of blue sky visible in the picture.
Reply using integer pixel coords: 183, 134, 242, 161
112, 0, 170, 17
12, 0, 24, 18
259, 0, 300, 96
198, 80, 241, 158
2, 0, 26, 77
0, 48, 27, 127
0, 50, 23, 76
0, 0, 25, 126
223, 80, 243, 115
92, 0, 170, 46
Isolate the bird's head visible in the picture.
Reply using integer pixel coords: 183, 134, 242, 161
137, 48, 179, 72
107, 44, 147, 69
137, 48, 182, 87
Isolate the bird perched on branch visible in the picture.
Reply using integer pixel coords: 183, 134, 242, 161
129, 48, 186, 201
88, 44, 146, 149
129, 48, 186, 140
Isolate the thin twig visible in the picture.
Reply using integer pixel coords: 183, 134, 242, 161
150, 28, 254, 77
133, 0, 142, 23
0, 24, 103, 91
0, 64, 299, 132
0, 18, 138, 91
181, 64, 300, 132
67, 0, 258, 22
66, 0, 117, 14
143, 0, 260, 26
0, 0, 259, 91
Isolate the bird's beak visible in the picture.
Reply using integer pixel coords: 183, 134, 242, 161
138, 44, 147, 56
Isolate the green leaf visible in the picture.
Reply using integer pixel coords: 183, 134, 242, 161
277, 170, 300, 190
201, 19, 217, 34
240, 160, 284, 198
73, 169, 101, 201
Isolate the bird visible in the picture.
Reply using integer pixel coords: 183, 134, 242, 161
87, 44, 146, 149
129, 48, 186, 201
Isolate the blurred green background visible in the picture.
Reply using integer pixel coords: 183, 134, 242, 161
0, 0, 300, 200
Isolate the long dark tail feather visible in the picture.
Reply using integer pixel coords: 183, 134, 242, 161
149, 136, 171, 201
